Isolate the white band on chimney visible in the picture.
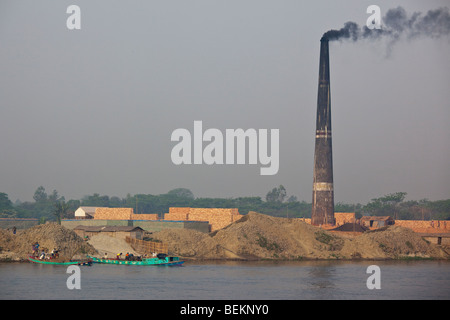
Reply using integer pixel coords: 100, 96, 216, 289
316, 129, 332, 139
313, 182, 334, 191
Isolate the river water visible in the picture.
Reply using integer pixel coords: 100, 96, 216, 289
0, 260, 449, 300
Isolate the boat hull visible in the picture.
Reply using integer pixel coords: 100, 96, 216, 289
28, 256, 92, 266
88, 255, 184, 266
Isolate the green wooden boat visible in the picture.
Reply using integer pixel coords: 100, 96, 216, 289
88, 254, 184, 266
28, 256, 93, 266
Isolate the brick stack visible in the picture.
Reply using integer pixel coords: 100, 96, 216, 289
164, 207, 242, 232
130, 213, 159, 220
334, 212, 356, 226
164, 207, 190, 220
93, 208, 160, 221
94, 208, 134, 220
394, 220, 450, 233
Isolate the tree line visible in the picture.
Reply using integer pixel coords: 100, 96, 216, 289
1, 186, 449, 223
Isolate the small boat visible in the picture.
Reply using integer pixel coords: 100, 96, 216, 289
88, 254, 184, 266
28, 255, 92, 266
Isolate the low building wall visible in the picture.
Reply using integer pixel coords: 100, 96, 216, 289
133, 220, 209, 233
0, 218, 39, 229
62, 219, 210, 233
62, 219, 132, 229
394, 220, 450, 233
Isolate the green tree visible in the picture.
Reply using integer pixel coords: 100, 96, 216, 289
53, 200, 70, 224
0, 192, 17, 218
16, 186, 65, 221
363, 192, 407, 218
0, 192, 13, 210
48, 189, 61, 203
265, 185, 287, 203
33, 186, 48, 203
167, 188, 195, 199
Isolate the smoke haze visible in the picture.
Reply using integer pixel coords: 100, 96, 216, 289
322, 7, 450, 42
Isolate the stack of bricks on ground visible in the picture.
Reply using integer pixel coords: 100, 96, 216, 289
164, 207, 242, 232
332, 212, 449, 233
91, 207, 449, 234
95, 208, 159, 221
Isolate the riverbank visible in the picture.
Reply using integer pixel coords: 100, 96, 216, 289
152, 211, 449, 261
0, 212, 448, 262
0, 223, 97, 262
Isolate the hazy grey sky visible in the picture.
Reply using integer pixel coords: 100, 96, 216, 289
1, 1, 449, 204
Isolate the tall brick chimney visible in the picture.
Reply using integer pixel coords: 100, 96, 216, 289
311, 38, 335, 226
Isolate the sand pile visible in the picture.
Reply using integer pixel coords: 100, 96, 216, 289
87, 234, 138, 258
152, 211, 449, 261
349, 226, 445, 259
0, 223, 97, 261
151, 228, 227, 259
210, 211, 342, 260
330, 223, 368, 232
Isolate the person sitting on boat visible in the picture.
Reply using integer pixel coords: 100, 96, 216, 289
32, 242, 40, 256
103, 253, 108, 260
125, 252, 130, 261
116, 253, 122, 260
39, 251, 46, 260
51, 248, 59, 259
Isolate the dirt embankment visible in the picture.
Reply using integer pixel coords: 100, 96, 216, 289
87, 234, 138, 258
152, 212, 449, 261
1, 212, 448, 262
0, 223, 97, 261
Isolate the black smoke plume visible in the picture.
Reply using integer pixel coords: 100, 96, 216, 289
321, 6, 450, 42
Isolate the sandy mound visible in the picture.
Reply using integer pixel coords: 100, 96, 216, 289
210, 212, 338, 259
0, 223, 97, 261
346, 226, 446, 259
88, 234, 138, 258
330, 223, 368, 232
152, 228, 228, 259
152, 211, 449, 260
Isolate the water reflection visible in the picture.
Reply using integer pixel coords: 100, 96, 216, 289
305, 263, 337, 299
